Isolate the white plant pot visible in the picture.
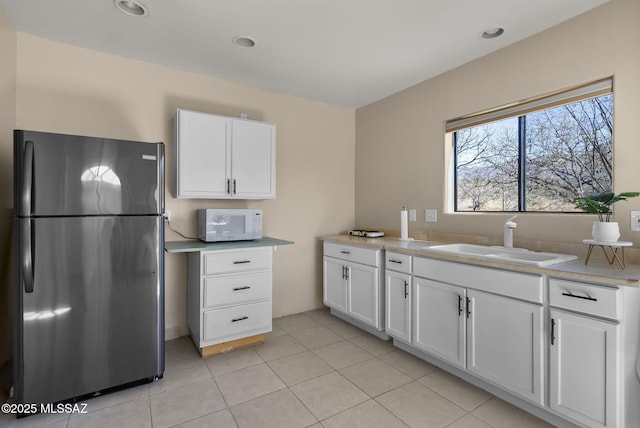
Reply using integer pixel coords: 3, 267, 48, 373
592, 221, 620, 242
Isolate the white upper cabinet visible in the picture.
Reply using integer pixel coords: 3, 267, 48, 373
231, 119, 276, 199
174, 109, 276, 199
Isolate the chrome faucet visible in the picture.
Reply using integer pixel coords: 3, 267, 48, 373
504, 215, 517, 248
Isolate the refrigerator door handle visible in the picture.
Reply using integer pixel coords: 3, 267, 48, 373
22, 218, 34, 293
21, 140, 34, 216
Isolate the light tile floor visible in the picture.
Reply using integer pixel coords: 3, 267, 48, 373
1, 308, 554, 428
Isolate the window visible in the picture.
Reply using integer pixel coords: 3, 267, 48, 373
449, 79, 613, 213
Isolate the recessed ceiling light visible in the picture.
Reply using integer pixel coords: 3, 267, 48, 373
232, 36, 256, 48
114, 0, 148, 17
480, 28, 504, 39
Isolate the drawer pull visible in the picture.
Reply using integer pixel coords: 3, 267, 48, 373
388, 259, 403, 264
232, 316, 249, 322
233, 260, 251, 264
551, 318, 556, 345
233, 286, 251, 291
339, 250, 351, 255
404, 281, 409, 298
561, 291, 597, 302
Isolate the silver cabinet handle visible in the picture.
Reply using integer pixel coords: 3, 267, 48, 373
388, 259, 402, 264
233, 179, 237, 195
233, 286, 251, 291
340, 250, 350, 255
232, 316, 249, 322
233, 260, 251, 264
341, 265, 349, 280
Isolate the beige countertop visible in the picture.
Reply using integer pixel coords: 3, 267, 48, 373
322, 234, 640, 288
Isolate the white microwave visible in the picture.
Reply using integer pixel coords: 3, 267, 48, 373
197, 209, 263, 242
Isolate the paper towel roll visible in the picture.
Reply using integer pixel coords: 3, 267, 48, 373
400, 207, 408, 240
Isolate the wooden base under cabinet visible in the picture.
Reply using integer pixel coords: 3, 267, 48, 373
198, 334, 265, 358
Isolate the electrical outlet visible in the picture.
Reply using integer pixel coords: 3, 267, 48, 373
164, 210, 171, 222
409, 209, 416, 222
631, 211, 640, 231
426, 209, 437, 222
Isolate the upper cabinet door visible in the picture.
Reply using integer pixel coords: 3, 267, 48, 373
231, 119, 276, 199
174, 109, 230, 198
174, 109, 276, 199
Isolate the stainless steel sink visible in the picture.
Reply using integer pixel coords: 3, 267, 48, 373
423, 243, 577, 267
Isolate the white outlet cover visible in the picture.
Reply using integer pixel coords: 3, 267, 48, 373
631, 211, 640, 231
409, 209, 417, 222
426, 209, 437, 222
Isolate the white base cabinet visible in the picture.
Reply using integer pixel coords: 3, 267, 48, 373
467, 289, 544, 404
549, 309, 619, 428
385, 251, 412, 343
187, 247, 273, 351
548, 278, 623, 428
413, 277, 466, 369
410, 257, 545, 406
323, 242, 384, 334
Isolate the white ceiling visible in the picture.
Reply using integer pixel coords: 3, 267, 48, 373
0, 0, 608, 108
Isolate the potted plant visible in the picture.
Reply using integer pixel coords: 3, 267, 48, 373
573, 191, 640, 242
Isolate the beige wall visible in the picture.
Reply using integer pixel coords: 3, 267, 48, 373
10, 34, 355, 338
0, 8, 16, 376
356, 0, 640, 246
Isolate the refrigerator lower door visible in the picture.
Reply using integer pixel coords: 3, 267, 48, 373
13, 215, 164, 405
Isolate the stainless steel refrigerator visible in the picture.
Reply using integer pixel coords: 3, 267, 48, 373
13, 130, 165, 408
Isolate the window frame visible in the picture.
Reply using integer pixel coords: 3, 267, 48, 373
448, 78, 613, 214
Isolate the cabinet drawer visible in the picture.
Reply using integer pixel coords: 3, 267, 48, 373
324, 242, 380, 267
204, 271, 271, 309
203, 248, 272, 275
414, 257, 543, 303
386, 251, 412, 274
549, 278, 621, 320
203, 301, 272, 342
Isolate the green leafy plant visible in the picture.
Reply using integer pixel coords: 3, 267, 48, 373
572, 191, 640, 222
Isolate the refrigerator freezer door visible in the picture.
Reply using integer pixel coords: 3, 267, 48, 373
14, 215, 164, 405
14, 130, 164, 217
